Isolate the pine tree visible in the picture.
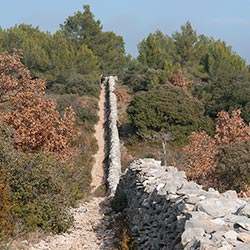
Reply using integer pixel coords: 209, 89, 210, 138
60, 5, 102, 50
138, 30, 174, 70
60, 5, 127, 75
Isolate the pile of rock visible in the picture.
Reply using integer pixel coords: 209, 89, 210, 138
115, 158, 250, 249
107, 76, 121, 196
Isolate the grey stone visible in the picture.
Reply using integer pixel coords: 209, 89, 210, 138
226, 214, 250, 231
156, 183, 165, 191
115, 157, 250, 250
107, 76, 121, 196
185, 195, 203, 205
189, 211, 212, 221
195, 198, 244, 217
236, 204, 250, 218
185, 219, 226, 234
183, 239, 201, 250
181, 227, 206, 245
217, 241, 233, 250
222, 190, 238, 199
223, 230, 238, 240
199, 243, 218, 250
234, 243, 250, 250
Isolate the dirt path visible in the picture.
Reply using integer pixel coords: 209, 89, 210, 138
91, 84, 106, 192
26, 197, 117, 250
21, 84, 118, 250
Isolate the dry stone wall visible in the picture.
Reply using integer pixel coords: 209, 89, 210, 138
115, 158, 250, 250
106, 75, 250, 249
106, 76, 121, 196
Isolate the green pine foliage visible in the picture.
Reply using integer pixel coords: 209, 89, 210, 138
0, 5, 128, 97
138, 30, 175, 70
60, 4, 128, 76
125, 21, 250, 125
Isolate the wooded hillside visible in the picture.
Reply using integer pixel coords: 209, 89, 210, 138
120, 21, 250, 199
0, 4, 250, 246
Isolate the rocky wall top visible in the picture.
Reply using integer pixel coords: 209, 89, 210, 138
115, 158, 250, 250
106, 76, 121, 196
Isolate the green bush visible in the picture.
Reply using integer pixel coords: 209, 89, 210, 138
48, 74, 100, 98
0, 165, 14, 241
51, 94, 99, 127
9, 152, 75, 234
215, 141, 250, 193
128, 86, 214, 143
0, 127, 75, 234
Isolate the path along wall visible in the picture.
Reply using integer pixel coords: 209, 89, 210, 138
106, 76, 121, 196
115, 158, 250, 250
106, 76, 250, 249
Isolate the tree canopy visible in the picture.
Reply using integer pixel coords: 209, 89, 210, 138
128, 85, 213, 142
0, 5, 128, 97
126, 21, 250, 125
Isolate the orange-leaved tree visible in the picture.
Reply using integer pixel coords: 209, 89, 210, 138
166, 70, 193, 91
184, 131, 217, 183
215, 109, 250, 145
0, 50, 75, 162
184, 109, 250, 188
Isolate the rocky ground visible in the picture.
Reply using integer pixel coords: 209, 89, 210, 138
8, 197, 119, 250
26, 197, 118, 250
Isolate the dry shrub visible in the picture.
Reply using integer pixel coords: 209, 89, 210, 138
215, 109, 250, 145
184, 131, 217, 183
114, 85, 130, 103
166, 70, 193, 91
0, 51, 76, 162
115, 84, 131, 125
120, 142, 134, 172
184, 109, 250, 193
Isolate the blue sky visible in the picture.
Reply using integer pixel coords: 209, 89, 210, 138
1, 0, 250, 62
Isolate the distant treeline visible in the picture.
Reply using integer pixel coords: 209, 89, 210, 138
0, 5, 129, 97
125, 22, 250, 126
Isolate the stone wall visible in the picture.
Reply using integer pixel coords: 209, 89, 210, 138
115, 158, 250, 250
106, 76, 250, 249
106, 76, 121, 196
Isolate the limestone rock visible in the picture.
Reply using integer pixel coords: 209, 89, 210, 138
115, 157, 250, 249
